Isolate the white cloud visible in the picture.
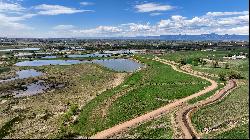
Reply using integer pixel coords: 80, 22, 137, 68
80, 2, 94, 6
81, 26, 122, 34
0, 9, 249, 37
158, 19, 172, 28
135, 3, 174, 13
206, 11, 249, 17
0, 1, 37, 33
53, 25, 75, 30
35, 4, 92, 15
0, 2, 96, 37
0, 13, 33, 30
0, 1, 25, 13
124, 23, 151, 32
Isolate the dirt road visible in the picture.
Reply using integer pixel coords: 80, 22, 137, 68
176, 79, 237, 139
90, 57, 218, 139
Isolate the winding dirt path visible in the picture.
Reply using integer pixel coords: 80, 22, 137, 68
176, 79, 237, 139
90, 57, 218, 139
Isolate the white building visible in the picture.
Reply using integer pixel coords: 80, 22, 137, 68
223, 55, 247, 60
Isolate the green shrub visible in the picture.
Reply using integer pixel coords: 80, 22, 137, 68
228, 71, 243, 79
219, 72, 226, 81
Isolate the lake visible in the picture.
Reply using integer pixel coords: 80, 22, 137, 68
15, 59, 143, 72
0, 48, 40, 52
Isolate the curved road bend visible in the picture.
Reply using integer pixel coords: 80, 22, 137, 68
90, 57, 218, 139
176, 79, 237, 139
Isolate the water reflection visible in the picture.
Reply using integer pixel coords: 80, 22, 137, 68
0, 69, 43, 83
15, 59, 143, 72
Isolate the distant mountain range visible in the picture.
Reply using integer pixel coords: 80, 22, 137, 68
107, 33, 249, 41
1, 33, 249, 41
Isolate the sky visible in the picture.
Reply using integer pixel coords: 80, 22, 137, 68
0, 0, 249, 38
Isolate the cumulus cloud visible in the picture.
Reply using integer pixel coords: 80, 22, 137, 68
63, 10, 249, 37
79, 26, 122, 34
34, 4, 92, 15
135, 3, 174, 13
0, 13, 32, 30
0, 1, 96, 37
0, 1, 25, 13
0, 5, 248, 37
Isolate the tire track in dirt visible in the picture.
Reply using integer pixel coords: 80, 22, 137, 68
176, 79, 237, 139
90, 57, 218, 139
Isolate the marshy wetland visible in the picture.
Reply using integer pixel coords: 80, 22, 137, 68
0, 49, 143, 138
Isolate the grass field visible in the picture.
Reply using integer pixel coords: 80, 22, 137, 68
68, 55, 209, 137
159, 48, 248, 62
192, 59, 249, 80
212, 123, 249, 139
111, 114, 173, 139
158, 49, 249, 139
187, 83, 224, 104
187, 50, 249, 139
191, 84, 249, 137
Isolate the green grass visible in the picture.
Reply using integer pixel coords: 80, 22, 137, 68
0, 67, 11, 74
57, 103, 80, 139
188, 83, 224, 104
70, 55, 209, 137
160, 48, 248, 64
213, 124, 249, 139
160, 50, 229, 62
192, 84, 249, 134
160, 49, 249, 139
0, 116, 24, 139
116, 115, 173, 139
192, 59, 249, 79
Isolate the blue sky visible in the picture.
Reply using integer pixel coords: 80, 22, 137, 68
0, 0, 249, 37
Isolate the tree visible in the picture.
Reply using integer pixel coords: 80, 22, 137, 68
219, 72, 226, 81
192, 58, 201, 66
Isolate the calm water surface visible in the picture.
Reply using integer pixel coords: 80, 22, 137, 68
0, 48, 40, 52
13, 80, 49, 98
15, 59, 143, 72
0, 69, 43, 83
